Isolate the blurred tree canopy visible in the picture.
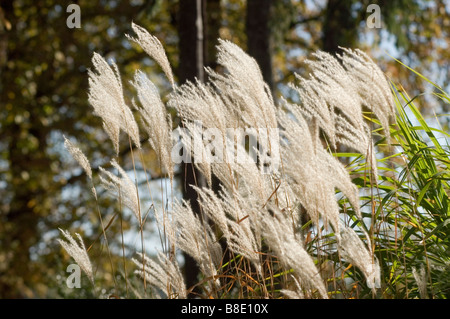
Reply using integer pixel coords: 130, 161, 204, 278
0, 0, 178, 298
0, 0, 448, 298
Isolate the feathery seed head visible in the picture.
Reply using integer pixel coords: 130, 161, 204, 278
127, 22, 175, 87
339, 226, 380, 291
261, 209, 328, 298
168, 199, 222, 288
88, 52, 141, 152
99, 159, 140, 222
132, 70, 174, 181
63, 136, 92, 181
133, 252, 186, 299
58, 229, 94, 284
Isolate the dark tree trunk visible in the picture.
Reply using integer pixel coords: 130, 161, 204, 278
246, 0, 274, 92
322, 0, 359, 54
204, 0, 221, 72
178, 0, 205, 84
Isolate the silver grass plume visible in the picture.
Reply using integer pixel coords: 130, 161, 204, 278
278, 103, 359, 234
167, 38, 282, 192
63, 136, 92, 180
338, 226, 380, 291
261, 209, 328, 298
126, 22, 175, 87
58, 228, 94, 284
316, 146, 362, 220
304, 50, 366, 133
63, 136, 97, 198
194, 186, 262, 272
133, 252, 186, 299
281, 275, 305, 299
99, 159, 140, 222
223, 208, 262, 273
194, 186, 230, 238
168, 79, 234, 136
167, 78, 244, 188
167, 199, 222, 287
291, 49, 396, 180
212, 39, 277, 130
339, 47, 395, 139
290, 70, 378, 179
132, 70, 174, 181
285, 80, 336, 150
176, 120, 213, 186
88, 52, 141, 153
225, 147, 271, 203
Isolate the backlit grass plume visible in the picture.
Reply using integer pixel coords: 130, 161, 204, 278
58, 229, 94, 284
99, 159, 141, 222
132, 70, 174, 182
133, 252, 186, 299
88, 52, 141, 153
126, 22, 175, 87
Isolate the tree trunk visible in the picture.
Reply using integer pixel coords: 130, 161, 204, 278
178, 0, 205, 84
246, 0, 274, 92
322, 0, 358, 54
204, 0, 221, 72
